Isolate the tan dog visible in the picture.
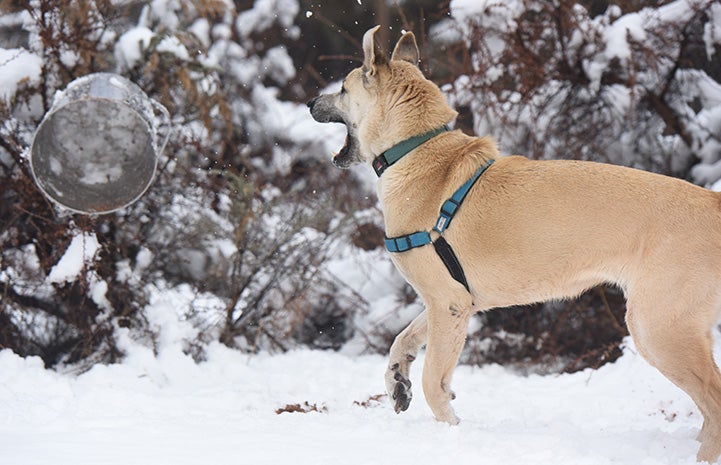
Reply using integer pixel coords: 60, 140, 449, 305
308, 26, 721, 463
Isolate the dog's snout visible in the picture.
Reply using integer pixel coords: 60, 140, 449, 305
307, 95, 345, 124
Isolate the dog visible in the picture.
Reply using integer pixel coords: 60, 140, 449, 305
308, 25, 721, 463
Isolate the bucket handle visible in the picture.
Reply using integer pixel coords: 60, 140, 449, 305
151, 98, 171, 157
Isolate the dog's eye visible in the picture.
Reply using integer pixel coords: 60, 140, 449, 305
340, 85, 347, 95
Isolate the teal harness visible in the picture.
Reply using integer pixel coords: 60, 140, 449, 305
373, 126, 495, 292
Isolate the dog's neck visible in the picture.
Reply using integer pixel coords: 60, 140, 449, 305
372, 125, 450, 177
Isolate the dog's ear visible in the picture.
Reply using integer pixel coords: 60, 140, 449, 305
362, 25, 387, 77
391, 31, 419, 66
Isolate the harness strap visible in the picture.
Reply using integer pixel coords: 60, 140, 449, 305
433, 236, 469, 292
384, 231, 431, 253
384, 158, 495, 291
434, 160, 495, 234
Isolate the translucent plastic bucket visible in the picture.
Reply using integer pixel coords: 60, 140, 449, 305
30, 73, 170, 214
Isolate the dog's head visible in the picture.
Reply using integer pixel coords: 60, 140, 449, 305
308, 26, 457, 169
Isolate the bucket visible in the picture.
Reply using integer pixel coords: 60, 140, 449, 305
30, 72, 170, 214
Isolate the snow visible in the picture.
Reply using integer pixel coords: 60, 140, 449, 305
0, 336, 706, 465
235, 0, 299, 39
139, 0, 182, 30
0, 215, 712, 464
88, 275, 111, 311
189, 18, 211, 48
449, 0, 524, 22
705, 2, 721, 59
263, 45, 296, 83
156, 35, 190, 61
0, 48, 42, 102
114, 27, 155, 70
47, 232, 101, 284
249, 84, 346, 162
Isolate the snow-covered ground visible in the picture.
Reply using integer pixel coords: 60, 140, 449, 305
0, 335, 706, 465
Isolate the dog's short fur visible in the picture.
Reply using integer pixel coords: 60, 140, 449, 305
309, 26, 721, 463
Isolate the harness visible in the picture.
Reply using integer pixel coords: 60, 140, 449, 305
373, 126, 495, 293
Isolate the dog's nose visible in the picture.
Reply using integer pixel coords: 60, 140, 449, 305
307, 97, 318, 109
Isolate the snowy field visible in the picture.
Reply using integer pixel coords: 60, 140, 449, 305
0, 335, 709, 465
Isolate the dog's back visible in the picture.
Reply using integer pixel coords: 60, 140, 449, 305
452, 155, 721, 308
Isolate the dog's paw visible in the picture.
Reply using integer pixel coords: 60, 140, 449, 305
385, 361, 414, 413
391, 371, 412, 413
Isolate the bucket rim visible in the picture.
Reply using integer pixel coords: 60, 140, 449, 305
29, 97, 159, 215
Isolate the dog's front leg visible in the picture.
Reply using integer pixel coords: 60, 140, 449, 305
422, 296, 473, 425
385, 310, 428, 413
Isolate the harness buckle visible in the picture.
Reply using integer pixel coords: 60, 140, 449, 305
434, 216, 448, 233
434, 198, 459, 233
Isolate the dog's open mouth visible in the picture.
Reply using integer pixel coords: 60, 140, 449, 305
331, 127, 360, 169
307, 96, 362, 168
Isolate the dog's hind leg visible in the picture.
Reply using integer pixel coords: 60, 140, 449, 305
421, 292, 474, 424
626, 293, 721, 463
385, 310, 428, 413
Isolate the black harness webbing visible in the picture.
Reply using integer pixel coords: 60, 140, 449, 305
432, 236, 470, 292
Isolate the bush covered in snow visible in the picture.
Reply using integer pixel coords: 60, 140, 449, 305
0, 0, 720, 374
436, 0, 721, 179
0, 0, 374, 367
